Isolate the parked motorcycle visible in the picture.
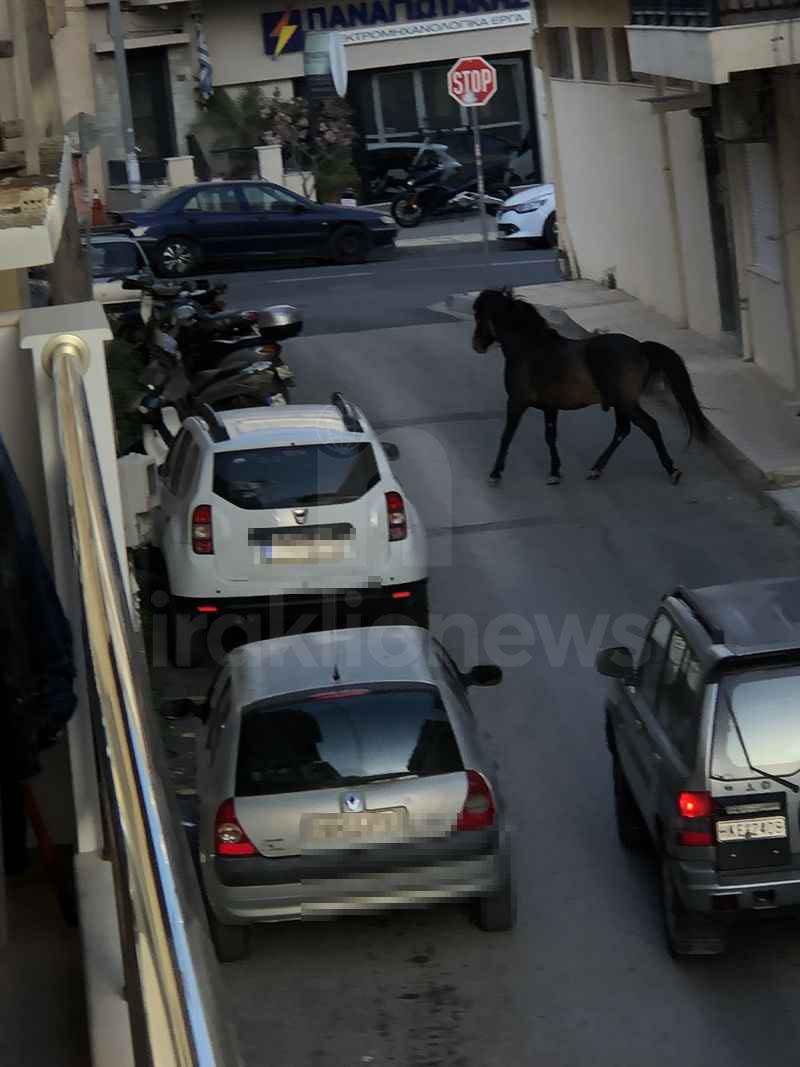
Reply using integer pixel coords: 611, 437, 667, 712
390, 134, 512, 228
128, 277, 302, 464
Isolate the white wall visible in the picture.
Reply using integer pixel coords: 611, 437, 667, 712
667, 108, 721, 338
549, 75, 721, 338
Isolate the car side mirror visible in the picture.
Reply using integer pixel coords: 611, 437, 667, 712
291, 203, 307, 213
382, 441, 400, 460
595, 647, 635, 681
464, 664, 503, 687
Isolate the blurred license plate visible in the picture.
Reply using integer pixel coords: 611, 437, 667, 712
257, 525, 353, 563
716, 816, 787, 842
306, 808, 406, 845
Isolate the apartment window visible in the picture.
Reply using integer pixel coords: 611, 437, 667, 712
577, 28, 609, 82
546, 27, 574, 80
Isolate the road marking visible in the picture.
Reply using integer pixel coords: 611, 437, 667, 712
397, 233, 488, 248
264, 271, 374, 283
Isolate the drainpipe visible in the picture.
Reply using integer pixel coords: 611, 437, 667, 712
533, 11, 579, 279
655, 77, 689, 328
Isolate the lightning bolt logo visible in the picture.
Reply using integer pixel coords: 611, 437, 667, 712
271, 11, 298, 57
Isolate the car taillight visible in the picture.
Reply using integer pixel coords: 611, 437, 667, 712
385, 491, 407, 541
679, 791, 712, 819
214, 799, 257, 857
242, 310, 259, 322
457, 770, 495, 831
678, 790, 713, 847
192, 504, 214, 554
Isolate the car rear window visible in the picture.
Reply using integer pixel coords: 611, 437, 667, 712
213, 443, 380, 510
711, 667, 800, 780
235, 687, 463, 797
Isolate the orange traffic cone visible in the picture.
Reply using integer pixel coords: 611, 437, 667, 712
91, 190, 107, 226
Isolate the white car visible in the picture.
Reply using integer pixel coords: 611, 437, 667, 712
496, 183, 557, 248
151, 395, 429, 666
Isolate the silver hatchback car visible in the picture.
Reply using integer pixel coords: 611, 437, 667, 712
193, 626, 513, 960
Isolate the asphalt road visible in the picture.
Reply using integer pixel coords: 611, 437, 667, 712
156, 271, 800, 1067
202, 236, 559, 336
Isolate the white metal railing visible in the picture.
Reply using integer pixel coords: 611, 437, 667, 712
46, 332, 241, 1067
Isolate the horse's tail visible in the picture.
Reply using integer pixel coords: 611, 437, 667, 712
640, 341, 710, 444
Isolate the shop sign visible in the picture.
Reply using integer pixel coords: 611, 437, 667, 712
263, 0, 529, 54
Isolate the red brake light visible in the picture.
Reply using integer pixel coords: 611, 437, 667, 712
457, 770, 495, 831
391, 589, 412, 600
309, 688, 369, 700
196, 604, 218, 614
678, 791, 712, 819
214, 799, 257, 857
385, 491, 407, 541
192, 505, 214, 554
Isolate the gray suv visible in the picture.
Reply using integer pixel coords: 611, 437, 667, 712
597, 578, 800, 957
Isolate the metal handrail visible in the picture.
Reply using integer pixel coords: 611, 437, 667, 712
47, 335, 241, 1067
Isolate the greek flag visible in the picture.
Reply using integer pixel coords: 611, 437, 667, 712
195, 18, 213, 103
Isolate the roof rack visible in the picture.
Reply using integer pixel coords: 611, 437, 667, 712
331, 392, 363, 433
196, 403, 230, 443
672, 585, 725, 644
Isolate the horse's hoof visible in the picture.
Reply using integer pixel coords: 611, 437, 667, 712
546, 475, 561, 486
670, 468, 683, 485
488, 474, 502, 486
587, 469, 602, 480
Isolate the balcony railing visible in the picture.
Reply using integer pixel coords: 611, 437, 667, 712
631, 0, 800, 25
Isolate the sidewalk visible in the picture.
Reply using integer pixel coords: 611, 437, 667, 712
438, 280, 800, 529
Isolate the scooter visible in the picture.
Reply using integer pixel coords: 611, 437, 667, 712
134, 288, 302, 465
390, 160, 510, 228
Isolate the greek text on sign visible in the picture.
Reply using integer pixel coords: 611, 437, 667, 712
342, 8, 529, 43
448, 56, 497, 107
262, 0, 529, 52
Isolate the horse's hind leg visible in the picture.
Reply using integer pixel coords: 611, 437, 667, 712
544, 407, 561, 485
631, 404, 681, 483
489, 402, 525, 484
588, 410, 631, 479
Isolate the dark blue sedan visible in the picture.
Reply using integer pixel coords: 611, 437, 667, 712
113, 181, 398, 276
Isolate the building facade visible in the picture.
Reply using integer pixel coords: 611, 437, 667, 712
534, 0, 800, 393
77, 0, 538, 189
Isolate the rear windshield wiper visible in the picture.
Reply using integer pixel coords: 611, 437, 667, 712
723, 691, 800, 794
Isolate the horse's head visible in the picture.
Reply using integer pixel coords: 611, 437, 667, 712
472, 287, 515, 354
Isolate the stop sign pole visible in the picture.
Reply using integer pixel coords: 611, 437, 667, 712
448, 57, 498, 262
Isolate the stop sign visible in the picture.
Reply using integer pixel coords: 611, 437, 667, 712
447, 56, 497, 107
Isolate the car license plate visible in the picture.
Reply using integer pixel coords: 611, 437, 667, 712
716, 816, 787, 843
304, 808, 407, 846
257, 526, 353, 563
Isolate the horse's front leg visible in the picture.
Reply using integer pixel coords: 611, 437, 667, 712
544, 407, 561, 485
489, 403, 525, 484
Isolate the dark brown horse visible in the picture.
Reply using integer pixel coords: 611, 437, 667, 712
472, 288, 709, 486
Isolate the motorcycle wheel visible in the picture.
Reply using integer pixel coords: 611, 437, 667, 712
391, 195, 425, 228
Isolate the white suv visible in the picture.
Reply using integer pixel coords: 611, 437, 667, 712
151, 395, 428, 665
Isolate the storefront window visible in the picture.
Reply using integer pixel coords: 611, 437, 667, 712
377, 70, 418, 135
421, 67, 462, 132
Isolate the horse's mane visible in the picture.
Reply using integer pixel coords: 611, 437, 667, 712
501, 290, 558, 339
